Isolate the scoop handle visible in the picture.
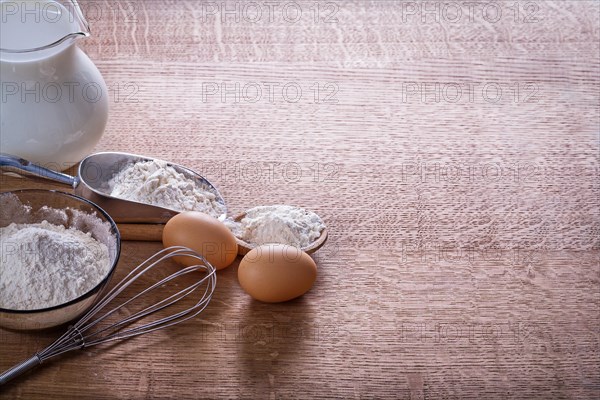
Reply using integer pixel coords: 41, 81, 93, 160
0, 355, 42, 386
0, 153, 78, 188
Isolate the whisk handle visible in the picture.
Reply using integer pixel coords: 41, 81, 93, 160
0, 355, 42, 386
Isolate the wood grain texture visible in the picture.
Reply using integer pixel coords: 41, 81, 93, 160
1, 1, 599, 399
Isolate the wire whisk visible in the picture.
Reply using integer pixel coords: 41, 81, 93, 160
0, 246, 217, 386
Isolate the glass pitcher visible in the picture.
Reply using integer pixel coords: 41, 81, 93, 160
0, 0, 108, 170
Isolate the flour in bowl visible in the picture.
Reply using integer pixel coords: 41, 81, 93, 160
226, 205, 325, 248
108, 160, 226, 218
0, 221, 111, 310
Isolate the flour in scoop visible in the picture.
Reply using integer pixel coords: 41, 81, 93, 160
0, 221, 110, 310
227, 205, 325, 248
108, 160, 226, 218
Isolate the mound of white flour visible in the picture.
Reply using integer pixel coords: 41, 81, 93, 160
0, 220, 110, 310
108, 160, 226, 218
227, 205, 325, 248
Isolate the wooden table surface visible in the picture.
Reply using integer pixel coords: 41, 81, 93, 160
1, 1, 599, 398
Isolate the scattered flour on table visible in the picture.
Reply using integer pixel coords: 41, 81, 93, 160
0, 221, 110, 310
108, 160, 226, 218
226, 205, 325, 248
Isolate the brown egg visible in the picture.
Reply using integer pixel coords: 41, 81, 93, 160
238, 244, 317, 303
162, 211, 238, 270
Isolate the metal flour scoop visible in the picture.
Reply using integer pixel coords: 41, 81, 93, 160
0, 152, 226, 224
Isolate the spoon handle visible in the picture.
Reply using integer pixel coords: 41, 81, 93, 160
117, 223, 164, 241
0, 153, 78, 188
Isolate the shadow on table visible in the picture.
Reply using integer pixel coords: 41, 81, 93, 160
236, 296, 317, 394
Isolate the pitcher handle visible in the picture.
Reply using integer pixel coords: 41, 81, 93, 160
0, 154, 78, 188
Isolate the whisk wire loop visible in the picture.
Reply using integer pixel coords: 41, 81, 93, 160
0, 246, 217, 386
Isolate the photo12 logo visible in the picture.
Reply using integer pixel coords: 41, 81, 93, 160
0, 1, 139, 24
399, 1, 541, 24
197, 1, 340, 24
400, 161, 544, 184
1, 81, 139, 104
1, 1, 76, 24
401, 81, 540, 104
201, 81, 339, 104
1, 81, 103, 103
397, 320, 543, 344
199, 161, 340, 185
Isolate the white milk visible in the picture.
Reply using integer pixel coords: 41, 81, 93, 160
0, 0, 108, 169
1, 0, 80, 58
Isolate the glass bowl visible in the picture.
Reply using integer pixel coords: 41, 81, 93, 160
0, 190, 121, 330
